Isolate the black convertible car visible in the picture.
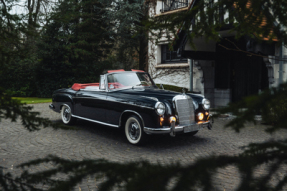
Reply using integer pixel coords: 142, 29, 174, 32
49, 69, 212, 145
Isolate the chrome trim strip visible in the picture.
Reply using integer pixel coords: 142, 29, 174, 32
73, 97, 154, 110
144, 127, 171, 134
107, 86, 138, 92
71, 115, 119, 128
79, 89, 105, 92
143, 121, 210, 134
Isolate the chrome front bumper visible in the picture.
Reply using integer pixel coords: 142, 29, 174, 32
143, 121, 211, 135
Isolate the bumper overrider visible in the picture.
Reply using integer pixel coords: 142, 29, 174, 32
49, 104, 55, 110
143, 121, 212, 136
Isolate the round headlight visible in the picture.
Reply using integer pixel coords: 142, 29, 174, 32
155, 102, 166, 116
202, 99, 210, 110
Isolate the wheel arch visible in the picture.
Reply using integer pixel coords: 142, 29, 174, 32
60, 103, 73, 113
119, 110, 145, 128
53, 92, 74, 113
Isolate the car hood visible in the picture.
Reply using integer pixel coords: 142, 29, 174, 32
115, 87, 204, 103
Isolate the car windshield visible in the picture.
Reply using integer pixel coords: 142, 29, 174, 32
107, 72, 156, 90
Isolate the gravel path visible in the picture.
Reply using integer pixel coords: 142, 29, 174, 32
0, 103, 286, 190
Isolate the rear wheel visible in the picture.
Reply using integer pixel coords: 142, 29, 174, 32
61, 105, 76, 125
125, 115, 146, 145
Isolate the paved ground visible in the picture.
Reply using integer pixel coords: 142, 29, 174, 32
0, 103, 286, 190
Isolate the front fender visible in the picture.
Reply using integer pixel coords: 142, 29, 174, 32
52, 93, 74, 113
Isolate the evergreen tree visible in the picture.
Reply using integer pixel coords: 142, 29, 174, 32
104, 0, 150, 71
1, 0, 287, 190
36, 0, 114, 97
0, 0, 54, 97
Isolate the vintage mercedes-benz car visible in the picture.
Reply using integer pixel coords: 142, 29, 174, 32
49, 69, 212, 145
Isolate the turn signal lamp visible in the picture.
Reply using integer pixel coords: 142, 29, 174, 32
198, 113, 204, 121
169, 116, 176, 123
205, 112, 209, 116
160, 117, 164, 126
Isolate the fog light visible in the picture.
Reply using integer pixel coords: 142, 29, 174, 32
198, 113, 204, 120
160, 117, 164, 126
169, 116, 176, 123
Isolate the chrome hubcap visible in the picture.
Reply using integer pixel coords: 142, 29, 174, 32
129, 122, 140, 140
63, 107, 71, 122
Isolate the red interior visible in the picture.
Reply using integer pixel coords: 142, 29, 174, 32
71, 82, 126, 91
71, 69, 145, 91
107, 69, 125, 73
71, 83, 99, 91
131, 69, 145, 72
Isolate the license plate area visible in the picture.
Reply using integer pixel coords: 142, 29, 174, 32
184, 125, 199, 133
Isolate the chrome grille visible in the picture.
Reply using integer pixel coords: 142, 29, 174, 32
174, 95, 195, 125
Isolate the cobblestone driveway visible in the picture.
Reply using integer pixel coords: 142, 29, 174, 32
0, 103, 286, 190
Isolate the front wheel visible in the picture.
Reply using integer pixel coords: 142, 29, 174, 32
125, 115, 146, 145
61, 105, 76, 125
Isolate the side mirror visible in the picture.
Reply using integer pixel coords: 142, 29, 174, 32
160, 84, 164, 90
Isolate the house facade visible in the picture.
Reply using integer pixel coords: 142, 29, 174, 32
148, 0, 287, 108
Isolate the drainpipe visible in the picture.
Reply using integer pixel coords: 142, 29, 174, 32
279, 42, 284, 85
189, 59, 193, 92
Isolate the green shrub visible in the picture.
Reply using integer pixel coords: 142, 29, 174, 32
264, 95, 287, 125
0, 58, 37, 97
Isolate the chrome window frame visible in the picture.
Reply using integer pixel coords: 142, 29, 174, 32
105, 72, 158, 92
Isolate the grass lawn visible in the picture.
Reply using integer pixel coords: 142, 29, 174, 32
13, 97, 52, 104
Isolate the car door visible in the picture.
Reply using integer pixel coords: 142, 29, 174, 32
105, 91, 129, 125
74, 89, 107, 123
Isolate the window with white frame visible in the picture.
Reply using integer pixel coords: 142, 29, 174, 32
161, 0, 189, 13
161, 44, 187, 63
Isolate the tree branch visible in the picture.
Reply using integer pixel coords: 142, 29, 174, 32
219, 38, 287, 62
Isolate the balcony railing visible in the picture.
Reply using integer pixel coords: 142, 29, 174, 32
161, 0, 189, 13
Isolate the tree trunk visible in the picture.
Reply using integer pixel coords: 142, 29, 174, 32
138, 3, 149, 72
139, 32, 148, 71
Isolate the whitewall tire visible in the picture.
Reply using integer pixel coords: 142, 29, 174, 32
61, 104, 76, 125
125, 115, 146, 145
